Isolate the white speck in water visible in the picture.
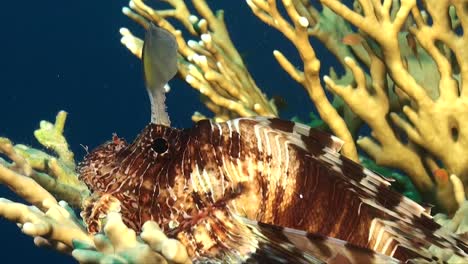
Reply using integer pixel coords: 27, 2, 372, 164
299, 194, 303, 199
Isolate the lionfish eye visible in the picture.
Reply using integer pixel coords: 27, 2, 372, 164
151, 137, 169, 154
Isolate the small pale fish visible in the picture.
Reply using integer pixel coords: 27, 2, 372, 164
341, 33, 363, 46
78, 24, 468, 263
433, 168, 449, 185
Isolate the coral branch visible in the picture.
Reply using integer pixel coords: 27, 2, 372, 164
0, 198, 91, 249
311, 0, 468, 212
73, 212, 191, 264
0, 154, 57, 210
322, 0, 431, 104
0, 112, 89, 209
323, 54, 434, 195
247, 0, 359, 161
121, 0, 277, 121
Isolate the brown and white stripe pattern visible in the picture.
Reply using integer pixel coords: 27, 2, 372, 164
79, 117, 467, 263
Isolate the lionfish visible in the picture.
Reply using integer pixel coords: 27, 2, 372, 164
78, 24, 468, 263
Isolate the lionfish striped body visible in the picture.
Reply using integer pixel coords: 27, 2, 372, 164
79, 117, 467, 263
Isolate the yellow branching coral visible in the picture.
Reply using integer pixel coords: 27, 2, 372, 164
119, 0, 468, 212
0, 111, 88, 208
246, 0, 360, 161
246, 0, 436, 198
120, 0, 278, 123
316, 0, 468, 212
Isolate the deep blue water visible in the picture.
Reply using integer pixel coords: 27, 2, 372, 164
0, 1, 339, 262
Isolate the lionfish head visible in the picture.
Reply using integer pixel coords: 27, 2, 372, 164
79, 123, 187, 194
